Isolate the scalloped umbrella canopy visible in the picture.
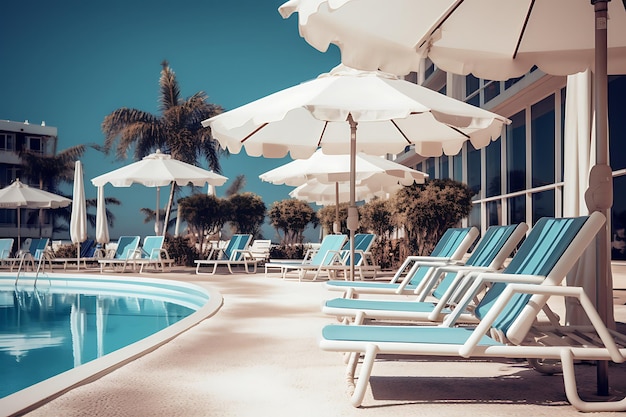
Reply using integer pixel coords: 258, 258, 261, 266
204, 64, 507, 279
91, 150, 228, 236
260, 148, 427, 187
0, 179, 71, 245
279, 0, 626, 78
91, 149, 228, 188
279, 0, 625, 332
289, 177, 401, 205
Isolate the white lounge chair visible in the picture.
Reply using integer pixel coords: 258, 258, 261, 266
325, 226, 479, 297
319, 213, 616, 411
323, 223, 528, 324
98, 236, 140, 273
264, 234, 348, 281
195, 234, 258, 275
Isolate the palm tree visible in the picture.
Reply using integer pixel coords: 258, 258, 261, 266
101, 60, 224, 234
19, 144, 86, 237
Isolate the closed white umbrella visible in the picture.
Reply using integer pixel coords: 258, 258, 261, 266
204, 64, 507, 279
95, 186, 109, 245
91, 149, 228, 236
0, 179, 71, 246
70, 161, 87, 268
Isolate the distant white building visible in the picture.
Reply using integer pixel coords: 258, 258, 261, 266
0, 119, 59, 243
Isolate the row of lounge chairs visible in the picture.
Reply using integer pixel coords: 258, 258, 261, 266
315, 212, 626, 412
0, 235, 174, 273
193, 232, 382, 279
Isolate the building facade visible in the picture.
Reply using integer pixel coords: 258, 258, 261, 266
0, 119, 59, 241
395, 61, 626, 260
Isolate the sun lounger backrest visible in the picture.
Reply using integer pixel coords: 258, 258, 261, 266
0, 238, 14, 258
79, 239, 96, 258
311, 234, 348, 266
116, 236, 140, 259
223, 234, 252, 261
342, 233, 375, 265
431, 223, 526, 300
141, 236, 165, 259
473, 214, 603, 340
404, 227, 478, 287
31, 238, 49, 260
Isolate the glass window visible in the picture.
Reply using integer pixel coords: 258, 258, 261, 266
508, 195, 526, 225
505, 76, 523, 90
611, 175, 626, 260
424, 58, 435, 79
507, 111, 526, 193
485, 140, 501, 198
609, 76, 626, 170
531, 95, 555, 187
0, 133, 15, 151
27, 137, 44, 153
439, 155, 449, 179
484, 80, 500, 103
466, 74, 480, 106
469, 203, 481, 230
560, 87, 566, 182
486, 200, 501, 226
426, 159, 435, 179
532, 190, 555, 225
452, 153, 463, 182
467, 143, 481, 197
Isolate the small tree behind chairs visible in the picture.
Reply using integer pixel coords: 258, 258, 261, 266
393, 179, 474, 257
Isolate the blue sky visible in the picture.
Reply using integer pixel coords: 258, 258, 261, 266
0, 0, 340, 241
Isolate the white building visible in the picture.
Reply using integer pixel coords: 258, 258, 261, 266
0, 119, 59, 243
396, 61, 626, 261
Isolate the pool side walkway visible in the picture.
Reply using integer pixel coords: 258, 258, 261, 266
19, 264, 626, 417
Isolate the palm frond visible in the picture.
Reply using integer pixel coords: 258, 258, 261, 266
159, 60, 181, 112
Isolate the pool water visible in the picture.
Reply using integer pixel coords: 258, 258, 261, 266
0, 275, 212, 400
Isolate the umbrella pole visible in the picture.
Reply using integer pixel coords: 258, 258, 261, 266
334, 182, 340, 233
593, 0, 611, 396
17, 208, 20, 252
155, 186, 161, 236
347, 115, 358, 281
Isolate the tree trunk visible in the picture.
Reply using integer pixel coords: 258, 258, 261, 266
163, 182, 176, 236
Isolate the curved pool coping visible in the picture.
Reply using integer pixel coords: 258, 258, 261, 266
0, 272, 223, 417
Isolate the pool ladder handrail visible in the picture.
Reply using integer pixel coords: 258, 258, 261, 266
14, 251, 47, 288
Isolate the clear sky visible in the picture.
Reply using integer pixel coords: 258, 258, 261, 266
0, 0, 341, 241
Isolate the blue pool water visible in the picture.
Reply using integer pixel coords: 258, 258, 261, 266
0, 274, 212, 400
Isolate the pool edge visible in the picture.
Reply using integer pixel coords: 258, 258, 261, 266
0, 274, 224, 417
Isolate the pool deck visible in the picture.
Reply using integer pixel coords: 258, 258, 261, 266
16, 263, 626, 417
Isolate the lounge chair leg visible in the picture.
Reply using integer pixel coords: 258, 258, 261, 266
348, 344, 378, 407
560, 349, 626, 412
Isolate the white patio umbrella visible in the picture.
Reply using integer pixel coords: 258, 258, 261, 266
70, 161, 87, 268
290, 177, 400, 205
279, 0, 626, 77
91, 149, 228, 236
95, 186, 110, 245
203, 64, 508, 280
0, 179, 71, 246
280, 0, 626, 392
260, 148, 427, 231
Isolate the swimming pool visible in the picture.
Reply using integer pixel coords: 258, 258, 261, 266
0, 272, 223, 416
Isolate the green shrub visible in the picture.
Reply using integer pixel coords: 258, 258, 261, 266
164, 236, 199, 266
